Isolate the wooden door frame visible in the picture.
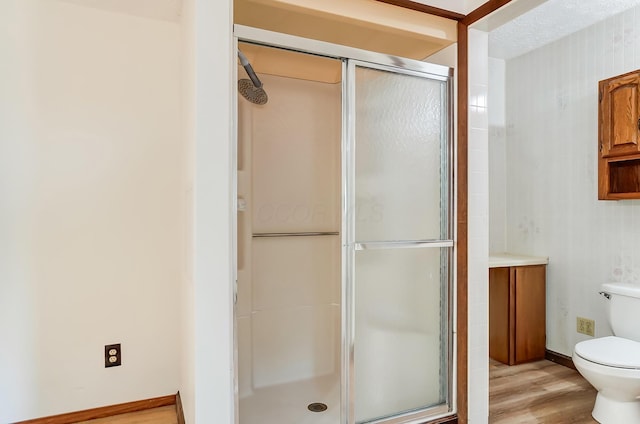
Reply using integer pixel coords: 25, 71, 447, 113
372, 1, 514, 423
456, 7, 513, 420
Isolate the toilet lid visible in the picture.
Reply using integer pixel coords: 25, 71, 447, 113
575, 336, 640, 369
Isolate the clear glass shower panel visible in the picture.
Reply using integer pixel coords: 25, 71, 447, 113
353, 247, 448, 423
354, 67, 447, 242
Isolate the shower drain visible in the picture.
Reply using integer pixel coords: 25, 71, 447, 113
307, 402, 328, 412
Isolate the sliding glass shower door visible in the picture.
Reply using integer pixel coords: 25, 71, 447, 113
345, 62, 452, 424
235, 23, 454, 424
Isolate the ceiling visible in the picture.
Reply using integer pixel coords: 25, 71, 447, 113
59, 0, 489, 22
411, 0, 489, 15
486, 0, 640, 59
416, 0, 640, 60
59, 0, 485, 21
58, 0, 640, 62
235, 0, 457, 60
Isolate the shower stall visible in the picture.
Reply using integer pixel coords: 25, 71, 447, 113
235, 26, 454, 424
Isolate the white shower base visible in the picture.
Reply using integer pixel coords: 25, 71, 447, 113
239, 373, 340, 424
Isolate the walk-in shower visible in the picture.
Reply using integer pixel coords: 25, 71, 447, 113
235, 26, 454, 424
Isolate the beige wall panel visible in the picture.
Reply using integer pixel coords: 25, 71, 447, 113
236, 0, 457, 60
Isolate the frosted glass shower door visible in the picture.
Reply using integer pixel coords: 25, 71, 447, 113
347, 62, 452, 424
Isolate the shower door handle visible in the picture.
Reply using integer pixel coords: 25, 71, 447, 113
253, 232, 339, 238
354, 240, 454, 250
234, 279, 238, 304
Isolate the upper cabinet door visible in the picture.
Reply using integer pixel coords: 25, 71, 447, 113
600, 71, 640, 158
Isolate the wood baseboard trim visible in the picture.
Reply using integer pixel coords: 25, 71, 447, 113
14, 394, 177, 424
374, 0, 465, 21
176, 391, 186, 424
545, 349, 576, 370
461, 0, 514, 26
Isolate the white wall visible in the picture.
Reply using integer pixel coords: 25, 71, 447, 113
0, 1, 183, 421
190, 0, 235, 422
488, 58, 507, 253
179, 0, 196, 422
467, 28, 489, 424
503, 5, 640, 356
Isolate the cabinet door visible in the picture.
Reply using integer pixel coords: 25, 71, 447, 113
600, 71, 640, 158
514, 265, 546, 364
489, 267, 511, 364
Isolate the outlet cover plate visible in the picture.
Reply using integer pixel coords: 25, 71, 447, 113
577, 317, 595, 337
105, 343, 121, 368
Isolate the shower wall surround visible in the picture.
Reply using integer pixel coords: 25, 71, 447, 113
500, 4, 640, 357
237, 72, 342, 398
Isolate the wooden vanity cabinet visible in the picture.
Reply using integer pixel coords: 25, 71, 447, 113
489, 265, 546, 365
598, 70, 640, 199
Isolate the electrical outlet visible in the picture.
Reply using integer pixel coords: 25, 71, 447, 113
105, 343, 121, 368
576, 317, 595, 337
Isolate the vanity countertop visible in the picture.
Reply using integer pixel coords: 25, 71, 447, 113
489, 253, 549, 268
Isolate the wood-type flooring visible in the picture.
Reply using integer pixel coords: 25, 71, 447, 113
75, 405, 178, 424
67, 360, 596, 424
490, 359, 597, 423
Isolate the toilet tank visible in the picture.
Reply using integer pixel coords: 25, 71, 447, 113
602, 283, 640, 341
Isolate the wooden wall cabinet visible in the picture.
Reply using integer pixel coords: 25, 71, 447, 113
489, 265, 546, 365
598, 69, 640, 199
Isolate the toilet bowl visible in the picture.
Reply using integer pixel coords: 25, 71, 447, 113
573, 336, 640, 423
573, 283, 640, 424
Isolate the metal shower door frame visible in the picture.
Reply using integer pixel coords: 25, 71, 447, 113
233, 24, 455, 424
344, 59, 454, 424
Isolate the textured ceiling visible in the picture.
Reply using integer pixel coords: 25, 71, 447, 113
489, 0, 640, 59
59, 0, 182, 22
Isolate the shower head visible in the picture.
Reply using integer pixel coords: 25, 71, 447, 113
238, 79, 268, 105
237, 50, 268, 105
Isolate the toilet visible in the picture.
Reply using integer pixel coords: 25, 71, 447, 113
573, 283, 640, 424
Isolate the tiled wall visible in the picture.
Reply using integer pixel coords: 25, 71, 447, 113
503, 5, 640, 356
467, 28, 489, 424
488, 58, 507, 254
